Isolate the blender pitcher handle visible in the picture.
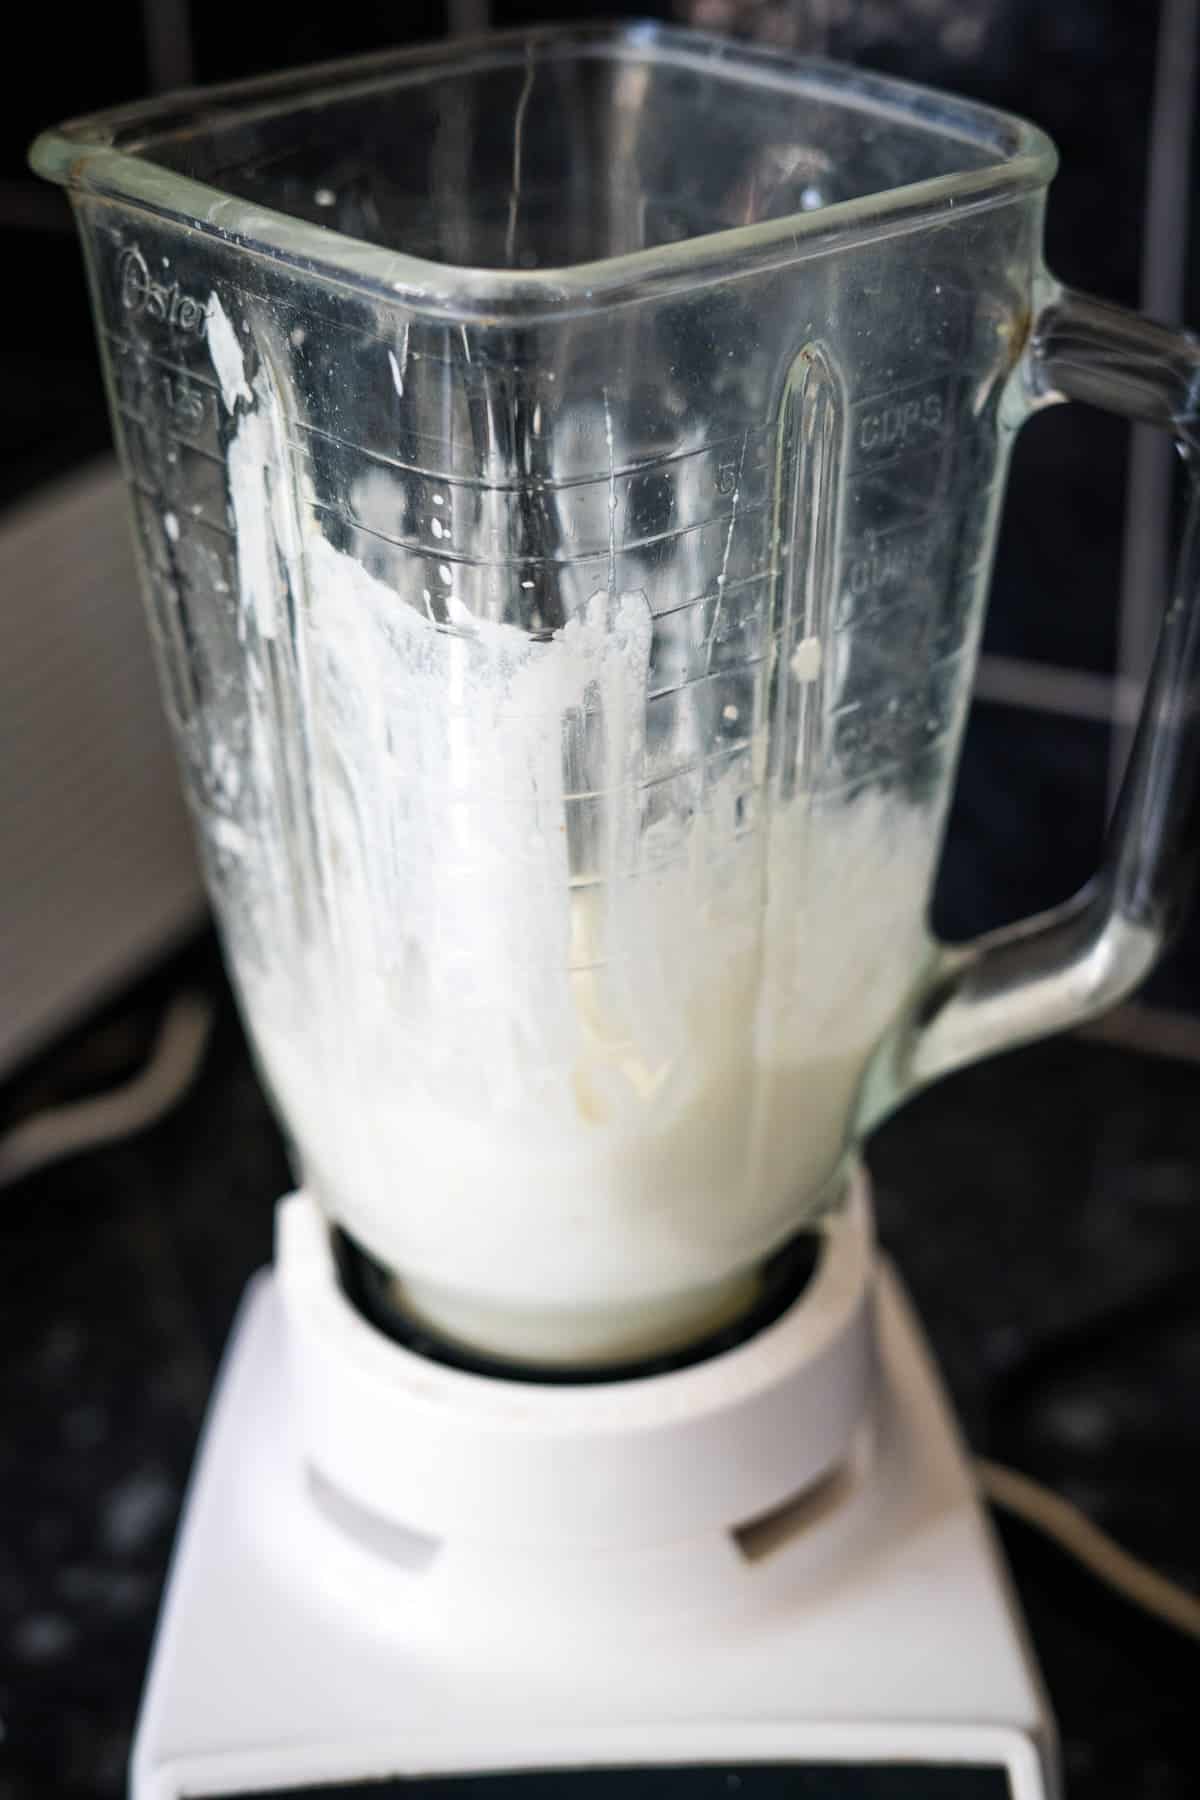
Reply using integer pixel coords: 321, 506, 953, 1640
876, 285, 1200, 1113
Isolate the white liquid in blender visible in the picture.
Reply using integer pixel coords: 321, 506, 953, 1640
223, 518, 940, 1363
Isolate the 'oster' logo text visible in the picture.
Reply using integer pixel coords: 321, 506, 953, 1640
118, 245, 207, 335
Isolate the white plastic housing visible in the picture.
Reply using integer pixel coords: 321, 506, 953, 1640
131, 1176, 1058, 1800
277, 1171, 877, 1551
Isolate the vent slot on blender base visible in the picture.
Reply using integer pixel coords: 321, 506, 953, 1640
307, 1464, 442, 1575
732, 1423, 875, 1565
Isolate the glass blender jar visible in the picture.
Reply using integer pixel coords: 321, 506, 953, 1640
32, 23, 1200, 1368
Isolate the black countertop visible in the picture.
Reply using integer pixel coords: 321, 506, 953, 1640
2, 936, 1198, 1799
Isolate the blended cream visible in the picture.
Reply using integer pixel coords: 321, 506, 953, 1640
233, 535, 938, 1361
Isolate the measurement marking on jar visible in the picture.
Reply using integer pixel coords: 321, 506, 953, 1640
847, 376, 955, 471
128, 479, 236, 543
117, 407, 226, 468
835, 524, 940, 623
815, 748, 953, 799
290, 417, 773, 494
648, 663, 768, 707
652, 570, 770, 621
846, 443, 956, 539
156, 372, 209, 428
306, 493, 771, 568
826, 647, 968, 719
104, 332, 222, 393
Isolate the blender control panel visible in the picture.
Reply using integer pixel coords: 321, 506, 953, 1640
202, 1766, 1012, 1798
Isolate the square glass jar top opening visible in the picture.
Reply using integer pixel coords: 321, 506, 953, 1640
32, 22, 1054, 299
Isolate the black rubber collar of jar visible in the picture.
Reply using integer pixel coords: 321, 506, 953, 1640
333, 1227, 823, 1386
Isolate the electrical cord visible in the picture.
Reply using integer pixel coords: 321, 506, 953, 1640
0, 991, 214, 1188
977, 1457, 1200, 1642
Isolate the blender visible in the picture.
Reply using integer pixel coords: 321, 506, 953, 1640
31, 23, 1200, 1798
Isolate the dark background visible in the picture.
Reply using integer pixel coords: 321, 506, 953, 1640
2, 5, 1199, 1800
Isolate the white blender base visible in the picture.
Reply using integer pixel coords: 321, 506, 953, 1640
132, 1188, 1058, 1800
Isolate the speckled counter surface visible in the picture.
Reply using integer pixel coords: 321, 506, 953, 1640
2, 936, 1198, 1800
